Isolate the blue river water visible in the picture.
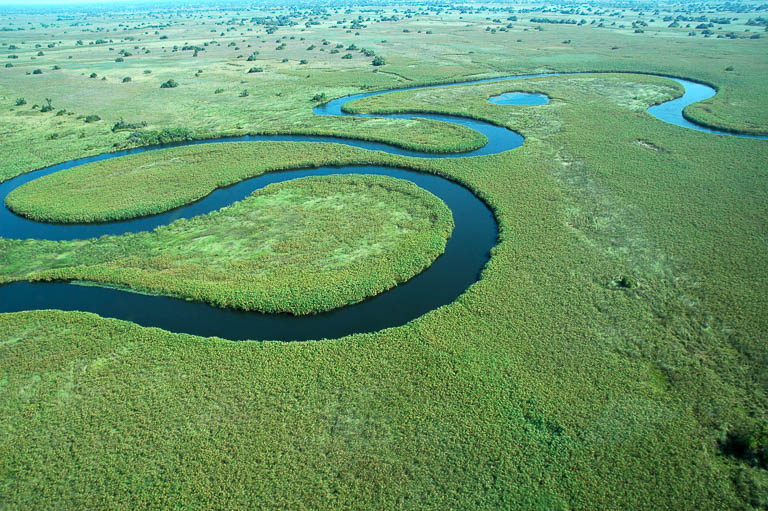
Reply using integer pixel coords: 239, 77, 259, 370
489, 92, 549, 105
0, 72, 764, 341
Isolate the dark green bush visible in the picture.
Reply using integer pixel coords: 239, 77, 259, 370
112, 119, 147, 132
126, 127, 192, 146
617, 275, 638, 289
722, 423, 768, 468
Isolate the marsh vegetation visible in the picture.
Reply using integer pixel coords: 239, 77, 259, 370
0, 1, 767, 509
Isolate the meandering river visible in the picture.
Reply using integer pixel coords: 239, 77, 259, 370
1, 73, 763, 341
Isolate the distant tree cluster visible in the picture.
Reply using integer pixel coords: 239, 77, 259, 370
531, 17, 578, 24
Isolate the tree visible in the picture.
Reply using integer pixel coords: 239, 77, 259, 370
15, 98, 26, 106
122, 76, 131, 83
160, 78, 178, 88
372, 56, 386, 66
40, 98, 53, 112
311, 92, 327, 102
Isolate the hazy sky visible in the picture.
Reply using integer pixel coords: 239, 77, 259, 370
0, 0, 199, 5
2, 0, 129, 3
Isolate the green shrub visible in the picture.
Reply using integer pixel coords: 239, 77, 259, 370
112, 119, 147, 132
722, 423, 768, 468
617, 275, 638, 289
84, 114, 101, 123
160, 78, 178, 88
126, 127, 192, 146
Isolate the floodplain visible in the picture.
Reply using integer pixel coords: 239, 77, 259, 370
0, 1, 767, 509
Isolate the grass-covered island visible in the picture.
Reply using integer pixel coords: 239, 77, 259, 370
3, 168, 454, 315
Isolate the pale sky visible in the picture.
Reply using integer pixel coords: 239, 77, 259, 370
0, 0, 206, 5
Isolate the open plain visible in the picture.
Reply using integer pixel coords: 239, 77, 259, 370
1, 1, 767, 509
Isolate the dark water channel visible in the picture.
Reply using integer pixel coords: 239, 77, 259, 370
1, 72, 762, 341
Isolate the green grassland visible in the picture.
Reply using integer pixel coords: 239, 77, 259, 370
1, 2, 768, 509
1, 0, 767, 185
